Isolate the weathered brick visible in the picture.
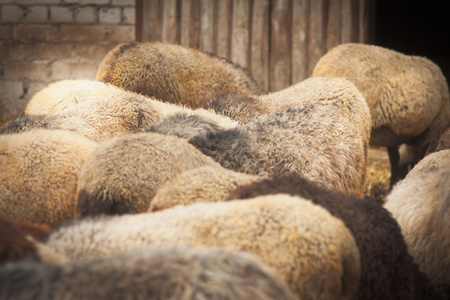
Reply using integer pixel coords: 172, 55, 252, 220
14, 25, 59, 42
60, 25, 106, 42
2, 61, 50, 80
0, 0, 14, 4
34, 43, 72, 59
0, 41, 33, 60
25, 81, 48, 100
123, 7, 135, 24
24, 6, 48, 23
51, 61, 98, 80
108, 25, 134, 43
1, 5, 23, 23
112, 0, 134, 6
0, 80, 28, 118
75, 44, 112, 60
14, 0, 60, 3
99, 7, 121, 24
0, 25, 10, 39
65, 0, 108, 4
74, 6, 96, 23
50, 6, 73, 23
0, 80, 23, 101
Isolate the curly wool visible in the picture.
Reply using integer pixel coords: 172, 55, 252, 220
46, 194, 361, 300
189, 104, 366, 197
385, 152, 450, 298
76, 132, 220, 217
312, 43, 450, 185
0, 246, 297, 300
96, 41, 265, 108
0, 129, 98, 227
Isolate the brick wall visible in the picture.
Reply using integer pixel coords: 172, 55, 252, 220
0, 0, 135, 120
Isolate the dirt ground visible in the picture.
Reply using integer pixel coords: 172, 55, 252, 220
365, 146, 391, 204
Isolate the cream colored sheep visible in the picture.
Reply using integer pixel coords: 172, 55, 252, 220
1, 85, 237, 142
150, 165, 260, 212
190, 104, 366, 197
0, 129, 98, 227
46, 194, 361, 300
76, 132, 220, 217
25, 79, 126, 116
312, 43, 450, 187
0, 246, 297, 300
385, 154, 450, 298
96, 41, 265, 108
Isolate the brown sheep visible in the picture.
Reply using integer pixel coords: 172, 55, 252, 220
0, 129, 98, 227
0, 246, 297, 300
385, 151, 450, 298
96, 41, 265, 108
76, 132, 220, 217
312, 43, 450, 187
45, 194, 361, 300
436, 126, 450, 151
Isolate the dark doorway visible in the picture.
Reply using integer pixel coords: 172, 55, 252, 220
375, 0, 450, 85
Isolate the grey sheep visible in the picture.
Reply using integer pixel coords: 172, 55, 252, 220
3, 85, 237, 142
204, 76, 372, 157
0, 246, 297, 300
141, 113, 224, 140
0, 129, 98, 227
96, 41, 265, 108
312, 43, 450, 187
76, 132, 220, 217
385, 151, 450, 298
189, 104, 366, 197
45, 194, 361, 300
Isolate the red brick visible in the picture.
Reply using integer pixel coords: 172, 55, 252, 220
34, 43, 73, 59
75, 44, 113, 60
0, 41, 33, 60
13, 25, 58, 42
108, 25, 134, 43
2, 61, 50, 80
60, 25, 106, 42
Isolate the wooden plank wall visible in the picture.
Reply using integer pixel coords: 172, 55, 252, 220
136, 0, 374, 92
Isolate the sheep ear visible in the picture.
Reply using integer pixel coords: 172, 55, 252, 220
76, 189, 140, 217
25, 236, 68, 266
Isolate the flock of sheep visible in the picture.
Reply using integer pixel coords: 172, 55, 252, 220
0, 41, 449, 300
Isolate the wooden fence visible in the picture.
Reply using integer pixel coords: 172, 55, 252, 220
136, 0, 374, 92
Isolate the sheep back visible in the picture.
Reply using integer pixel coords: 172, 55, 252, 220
76, 132, 220, 217
25, 79, 126, 116
189, 104, 366, 197
228, 174, 446, 300
47, 194, 361, 300
312, 43, 450, 149
150, 165, 261, 212
385, 155, 450, 297
96, 41, 265, 108
0, 129, 98, 227
0, 246, 297, 300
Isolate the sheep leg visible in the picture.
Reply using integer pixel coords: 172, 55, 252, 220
387, 146, 400, 189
